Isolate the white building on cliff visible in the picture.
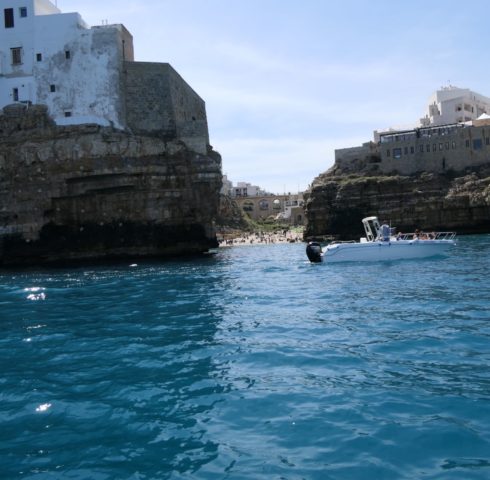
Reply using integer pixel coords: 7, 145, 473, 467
1, 0, 134, 128
419, 85, 490, 127
0, 0, 210, 153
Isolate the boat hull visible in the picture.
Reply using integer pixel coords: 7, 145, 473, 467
322, 240, 455, 263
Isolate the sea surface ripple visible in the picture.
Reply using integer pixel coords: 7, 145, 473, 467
1, 235, 490, 479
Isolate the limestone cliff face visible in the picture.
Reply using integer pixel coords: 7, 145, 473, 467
216, 194, 250, 231
0, 104, 222, 265
305, 166, 490, 240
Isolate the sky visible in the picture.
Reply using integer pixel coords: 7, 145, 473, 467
60, 0, 490, 194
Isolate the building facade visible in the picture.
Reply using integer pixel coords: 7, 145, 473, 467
335, 87, 490, 176
225, 181, 270, 198
1, 0, 209, 153
420, 86, 490, 127
233, 193, 305, 225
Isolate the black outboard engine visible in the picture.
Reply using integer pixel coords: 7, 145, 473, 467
306, 242, 323, 263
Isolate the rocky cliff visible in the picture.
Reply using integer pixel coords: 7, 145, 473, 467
304, 165, 490, 240
0, 104, 222, 265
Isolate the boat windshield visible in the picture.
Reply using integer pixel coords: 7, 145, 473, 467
362, 217, 381, 242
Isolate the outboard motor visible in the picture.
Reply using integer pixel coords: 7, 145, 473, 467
306, 242, 323, 263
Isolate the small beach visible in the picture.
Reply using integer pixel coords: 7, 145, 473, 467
217, 227, 304, 246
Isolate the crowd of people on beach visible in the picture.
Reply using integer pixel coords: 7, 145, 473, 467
218, 229, 303, 247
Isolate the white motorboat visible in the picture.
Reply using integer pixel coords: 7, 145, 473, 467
306, 216, 456, 263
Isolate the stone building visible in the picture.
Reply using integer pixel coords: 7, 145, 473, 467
233, 193, 305, 226
334, 87, 490, 177
1, 0, 209, 154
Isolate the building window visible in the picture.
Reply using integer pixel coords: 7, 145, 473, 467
386, 149, 390, 157
12, 88, 19, 101
465, 139, 470, 148
432, 144, 436, 152
419, 145, 424, 153
404, 147, 408, 155
486, 137, 490, 146
50, 84, 56, 93
426, 144, 430, 152
11, 47, 22, 65
64, 111, 72, 117
4, 8, 14, 28
439, 143, 443, 150
393, 148, 402, 159
19, 7, 27, 17
410, 146, 414, 154
65, 50, 71, 59
36, 53, 42, 61
473, 138, 482, 150
445, 142, 449, 150
452, 141, 456, 149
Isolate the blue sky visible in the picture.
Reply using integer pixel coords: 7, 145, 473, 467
61, 0, 490, 193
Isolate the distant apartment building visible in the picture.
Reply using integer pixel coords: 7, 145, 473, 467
335, 86, 490, 176
232, 182, 268, 198
221, 174, 233, 195
0, 0, 209, 153
224, 181, 270, 198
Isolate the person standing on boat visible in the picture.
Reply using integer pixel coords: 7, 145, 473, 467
381, 222, 391, 242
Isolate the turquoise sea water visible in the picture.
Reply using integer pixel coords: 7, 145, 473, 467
1, 236, 490, 479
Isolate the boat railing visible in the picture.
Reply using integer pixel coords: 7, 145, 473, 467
394, 231, 456, 241
330, 240, 357, 245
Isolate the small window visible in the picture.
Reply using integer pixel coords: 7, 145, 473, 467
426, 144, 430, 152
419, 145, 424, 153
65, 50, 71, 59
393, 148, 402, 159
452, 141, 456, 149
50, 84, 56, 93
439, 143, 443, 151
12, 88, 19, 101
64, 111, 72, 117
386, 149, 390, 157
473, 138, 482, 150
410, 146, 414, 154
404, 147, 408, 155
465, 139, 470, 148
4, 8, 14, 28
486, 138, 489, 146
36, 53, 42, 62
445, 142, 449, 150
11, 47, 22, 65
432, 144, 437, 152
19, 7, 27, 17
